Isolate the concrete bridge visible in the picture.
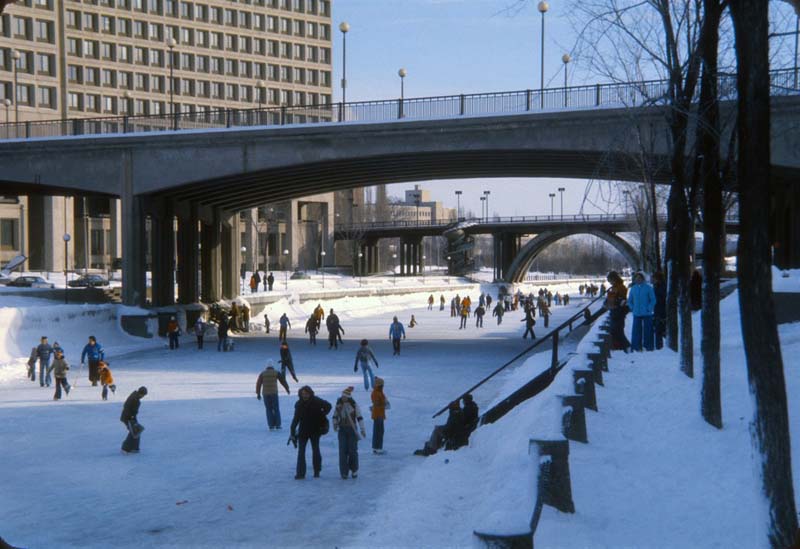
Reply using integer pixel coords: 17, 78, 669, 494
335, 214, 741, 282
0, 77, 797, 306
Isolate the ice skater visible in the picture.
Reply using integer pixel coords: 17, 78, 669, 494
333, 386, 366, 479
354, 339, 379, 390
389, 316, 406, 356
256, 360, 290, 430
121, 386, 148, 454
98, 361, 117, 400
47, 348, 71, 400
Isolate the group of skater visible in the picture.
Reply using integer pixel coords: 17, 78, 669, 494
604, 270, 667, 352
27, 335, 116, 401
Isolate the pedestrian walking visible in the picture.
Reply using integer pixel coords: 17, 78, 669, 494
121, 386, 147, 454
628, 272, 656, 352
521, 309, 536, 339
167, 316, 180, 350
98, 361, 117, 400
47, 349, 70, 400
81, 336, 105, 386
279, 341, 299, 382
278, 313, 291, 342
305, 315, 318, 345
492, 301, 505, 325
333, 386, 366, 480
370, 377, 389, 454
217, 315, 230, 352
263, 313, 271, 334
475, 304, 485, 328
35, 336, 54, 387
459, 302, 469, 329
389, 316, 406, 356
326, 309, 344, 349
439, 294, 445, 311
427, 295, 434, 310
194, 316, 206, 350
267, 272, 275, 292
256, 360, 290, 431
289, 385, 332, 479
354, 339, 379, 390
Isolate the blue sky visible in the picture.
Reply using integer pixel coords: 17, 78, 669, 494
331, 0, 606, 217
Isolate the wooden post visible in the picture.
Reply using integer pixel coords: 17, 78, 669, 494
573, 370, 597, 411
530, 439, 575, 513
559, 395, 587, 443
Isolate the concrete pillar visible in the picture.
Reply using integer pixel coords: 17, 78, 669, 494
244, 208, 258, 271
150, 205, 175, 307
411, 241, 418, 275
121, 152, 146, 306
177, 210, 199, 304
399, 239, 407, 276
220, 212, 240, 299
43, 196, 75, 272
109, 198, 122, 263
200, 221, 221, 302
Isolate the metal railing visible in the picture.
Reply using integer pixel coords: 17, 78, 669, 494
0, 69, 796, 140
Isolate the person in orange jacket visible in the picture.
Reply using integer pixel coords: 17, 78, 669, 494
167, 316, 180, 350
98, 361, 117, 401
370, 377, 389, 455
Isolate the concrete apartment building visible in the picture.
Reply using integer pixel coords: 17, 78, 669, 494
0, 0, 333, 273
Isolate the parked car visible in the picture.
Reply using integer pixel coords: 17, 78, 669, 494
0, 273, 11, 285
289, 271, 310, 280
68, 274, 110, 288
7, 276, 55, 288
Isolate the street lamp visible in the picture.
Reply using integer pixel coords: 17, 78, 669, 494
12, 49, 20, 124
548, 192, 556, 217
480, 196, 486, 222
63, 233, 71, 304
558, 186, 565, 219
320, 250, 326, 288
3, 99, 10, 138
392, 252, 397, 282
339, 21, 350, 120
240, 246, 247, 292
398, 67, 407, 118
455, 190, 463, 220
483, 190, 491, 221
562, 54, 571, 107
256, 79, 266, 108
167, 37, 177, 129
537, 1, 549, 108
358, 251, 363, 286
283, 249, 289, 290
422, 254, 426, 283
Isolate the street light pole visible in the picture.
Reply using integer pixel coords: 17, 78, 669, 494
3, 99, 10, 138
548, 192, 555, 217
537, 1, 549, 108
63, 233, 71, 304
320, 250, 326, 288
339, 21, 349, 120
283, 249, 289, 290
455, 190, 462, 220
398, 68, 406, 118
558, 186, 565, 219
167, 37, 177, 129
484, 190, 491, 221
391, 253, 397, 283
480, 196, 486, 222
12, 49, 20, 124
562, 54, 571, 107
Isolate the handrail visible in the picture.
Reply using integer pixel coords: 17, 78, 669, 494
0, 68, 795, 140
431, 295, 605, 418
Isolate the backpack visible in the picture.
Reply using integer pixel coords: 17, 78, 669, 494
320, 416, 330, 436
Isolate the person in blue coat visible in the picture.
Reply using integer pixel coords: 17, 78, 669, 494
627, 272, 656, 351
388, 316, 406, 356
81, 335, 105, 386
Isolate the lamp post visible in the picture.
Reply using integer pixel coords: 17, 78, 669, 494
12, 49, 20, 124
3, 99, 10, 138
562, 53, 571, 107
398, 67, 407, 118
339, 21, 350, 120
63, 233, 71, 304
283, 249, 289, 290
358, 251, 363, 286
167, 37, 177, 129
455, 190, 462, 220
537, 1, 549, 108
256, 79, 266, 124
240, 246, 247, 292
484, 190, 491, 221
480, 196, 486, 222
548, 192, 555, 217
446, 254, 451, 277
422, 254, 426, 283
320, 250, 326, 288
558, 186, 565, 219
392, 252, 397, 283
414, 191, 421, 225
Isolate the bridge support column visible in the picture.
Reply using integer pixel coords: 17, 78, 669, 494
243, 208, 259, 272
220, 212, 240, 299
150, 204, 175, 308
121, 152, 146, 306
177, 209, 199, 304
200, 220, 221, 303
493, 232, 520, 281
773, 183, 800, 269
399, 236, 422, 276
399, 239, 406, 276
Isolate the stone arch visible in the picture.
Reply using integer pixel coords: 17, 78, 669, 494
505, 229, 640, 283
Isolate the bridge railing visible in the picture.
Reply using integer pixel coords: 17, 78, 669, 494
0, 69, 796, 140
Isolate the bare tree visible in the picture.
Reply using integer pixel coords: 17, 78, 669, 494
729, 0, 798, 545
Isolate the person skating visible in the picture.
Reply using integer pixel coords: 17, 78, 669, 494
354, 339, 379, 390
389, 316, 406, 356
81, 336, 105, 387
474, 304, 485, 328
167, 316, 180, 350
289, 385, 332, 479
371, 377, 389, 455
326, 309, 344, 350
485, 294, 492, 310
492, 301, 505, 325
256, 360, 290, 430
408, 315, 417, 328
479, 293, 485, 307
26, 347, 37, 382
267, 272, 275, 292
459, 301, 469, 329
563, 293, 570, 306
278, 313, 291, 342
521, 309, 536, 339
279, 341, 299, 382
98, 361, 117, 400
305, 315, 318, 345
439, 294, 445, 311
263, 313, 271, 334
313, 305, 325, 330
47, 349, 70, 400
194, 316, 206, 350
217, 314, 230, 352
121, 386, 148, 454
450, 297, 457, 317
35, 336, 54, 387
333, 386, 366, 479
427, 295, 434, 311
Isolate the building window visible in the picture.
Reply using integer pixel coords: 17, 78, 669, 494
239, 36, 250, 53
68, 91, 81, 109
293, 67, 303, 84
34, 19, 52, 42
195, 55, 208, 72
268, 64, 278, 81
253, 38, 264, 55
293, 43, 303, 60
193, 4, 206, 21
37, 86, 54, 107
292, 19, 303, 36
151, 74, 162, 91
66, 10, 79, 29
90, 228, 105, 255
237, 10, 248, 28
209, 31, 221, 49
133, 20, 146, 38
224, 58, 236, 75
35, 53, 52, 75
280, 42, 289, 58
225, 83, 235, 100
100, 15, 113, 33
118, 71, 131, 89
180, 78, 191, 94
117, 18, 131, 36
195, 29, 206, 46
101, 68, 114, 86
267, 15, 277, 32
148, 0, 161, 13
210, 56, 222, 74
118, 45, 131, 63
134, 47, 147, 64
151, 100, 163, 114
81, 12, 96, 31
14, 17, 32, 40
82, 40, 97, 58
102, 95, 115, 113
209, 6, 221, 23
0, 219, 19, 251
224, 8, 235, 25
224, 34, 236, 51
134, 98, 146, 114
253, 13, 263, 30
280, 65, 289, 82
67, 64, 82, 83
135, 72, 148, 90
180, 27, 191, 44
84, 67, 98, 85
148, 22, 162, 41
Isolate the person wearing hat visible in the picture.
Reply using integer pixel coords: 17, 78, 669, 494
354, 339, 379, 390
98, 361, 117, 401
121, 386, 148, 454
47, 348, 71, 400
333, 386, 366, 479
256, 360, 290, 430
388, 316, 406, 356
289, 386, 332, 479
627, 271, 656, 352
167, 316, 180, 350
370, 377, 389, 455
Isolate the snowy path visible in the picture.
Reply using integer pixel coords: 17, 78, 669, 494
0, 293, 590, 548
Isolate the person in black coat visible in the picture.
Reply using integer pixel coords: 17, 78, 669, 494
652, 271, 667, 349
121, 386, 148, 453
289, 385, 332, 479
462, 394, 479, 437
267, 272, 275, 292
326, 310, 345, 350
521, 309, 536, 339
217, 315, 230, 352
279, 341, 299, 382
417, 401, 465, 456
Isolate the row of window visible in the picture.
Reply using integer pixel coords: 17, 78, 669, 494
15, 0, 330, 16
0, 81, 333, 111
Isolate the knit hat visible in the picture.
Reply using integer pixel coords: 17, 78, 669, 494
374, 377, 384, 387
138, 386, 148, 396
342, 386, 354, 398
